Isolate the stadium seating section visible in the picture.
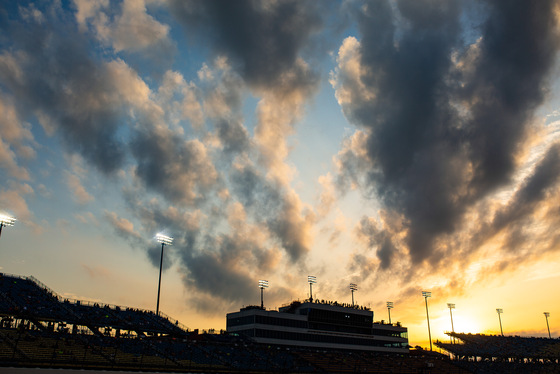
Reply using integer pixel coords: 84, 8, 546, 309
436, 332, 560, 373
1, 273, 558, 373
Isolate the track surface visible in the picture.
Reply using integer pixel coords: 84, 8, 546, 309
0, 369, 180, 374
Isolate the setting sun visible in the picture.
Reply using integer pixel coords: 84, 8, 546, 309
1, 1, 560, 355
452, 314, 483, 335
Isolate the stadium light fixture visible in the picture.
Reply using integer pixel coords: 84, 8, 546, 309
544, 312, 551, 339
349, 283, 358, 306
496, 308, 504, 336
155, 233, 173, 316
259, 280, 269, 309
0, 214, 16, 239
448, 303, 456, 344
308, 276, 316, 301
387, 302, 394, 324
422, 291, 432, 351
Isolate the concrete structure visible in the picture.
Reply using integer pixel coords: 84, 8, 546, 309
227, 300, 408, 353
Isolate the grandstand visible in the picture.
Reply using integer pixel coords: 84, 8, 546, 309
0, 273, 187, 338
0, 272, 472, 373
436, 332, 560, 373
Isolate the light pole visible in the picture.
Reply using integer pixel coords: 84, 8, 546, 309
422, 291, 432, 351
155, 233, 173, 316
259, 280, 269, 309
349, 283, 358, 306
496, 308, 504, 336
448, 303, 455, 344
544, 312, 551, 339
387, 302, 394, 324
308, 276, 316, 301
0, 214, 16, 239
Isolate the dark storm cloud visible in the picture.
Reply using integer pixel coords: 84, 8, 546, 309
356, 216, 396, 270
121, 188, 200, 270
267, 196, 313, 263
460, 1, 560, 192
350, 0, 465, 264
186, 252, 253, 301
180, 234, 257, 303
130, 127, 218, 205
0, 1, 317, 311
338, 0, 560, 267
231, 165, 312, 262
0, 3, 126, 174
168, 0, 323, 88
122, 186, 273, 309
176, 226, 285, 309
165, 0, 324, 266
492, 145, 560, 232
147, 244, 174, 272
125, 190, 284, 309
103, 208, 177, 271
231, 166, 282, 214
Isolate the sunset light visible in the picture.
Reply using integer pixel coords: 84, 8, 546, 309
1, 1, 560, 355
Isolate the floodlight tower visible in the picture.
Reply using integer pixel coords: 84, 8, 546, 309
308, 276, 316, 301
496, 308, 504, 336
259, 280, 269, 309
422, 291, 433, 351
448, 303, 456, 344
349, 283, 358, 306
0, 214, 16, 239
387, 302, 394, 324
544, 312, 551, 339
155, 233, 173, 316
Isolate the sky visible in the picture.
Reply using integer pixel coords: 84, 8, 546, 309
1, 0, 560, 349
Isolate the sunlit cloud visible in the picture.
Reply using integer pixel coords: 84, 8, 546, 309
104, 211, 141, 240
0, 95, 34, 180
1, 0, 560, 347
74, 0, 172, 54
0, 183, 34, 220
66, 173, 94, 205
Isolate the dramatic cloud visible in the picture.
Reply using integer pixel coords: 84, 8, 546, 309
0, 182, 34, 220
0, 94, 34, 180
356, 216, 397, 270
168, 0, 322, 89
491, 145, 560, 234
131, 130, 219, 206
2, 0, 560, 337
74, 0, 173, 56
331, 0, 560, 276
66, 172, 94, 205
0, 4, 127, 174
157, 70, 204, 130
230, 163, 315, 262
104, 211, 141, 240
